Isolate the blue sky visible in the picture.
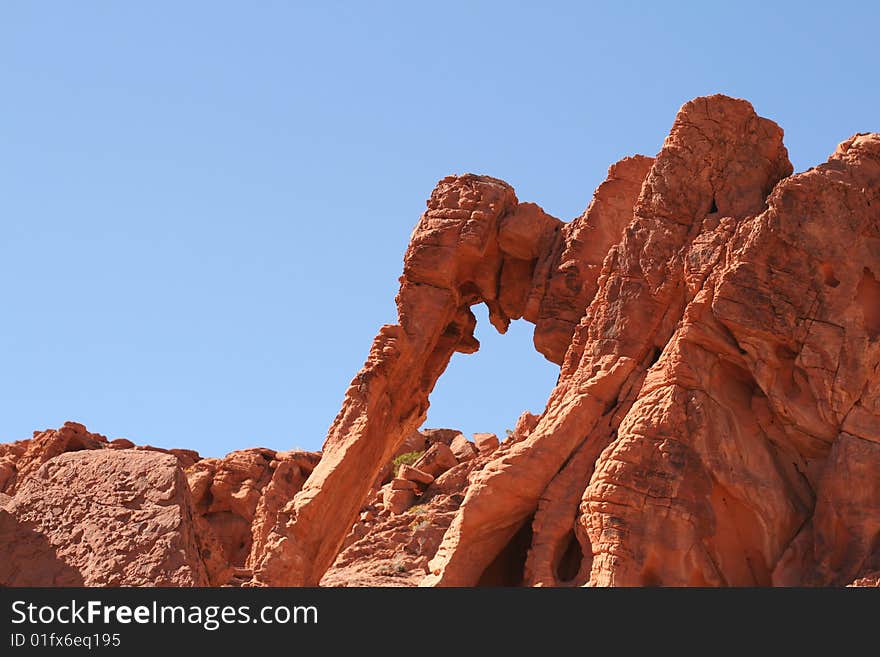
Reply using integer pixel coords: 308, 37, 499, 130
1, 2, 877, 456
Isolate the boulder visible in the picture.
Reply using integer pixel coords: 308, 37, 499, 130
473, 433, 499, 455
383, 487, 415, 515
450, 434, 478, 462
398, 464, 434, 485
413, 443, 458, 478
0, 449, 208, 586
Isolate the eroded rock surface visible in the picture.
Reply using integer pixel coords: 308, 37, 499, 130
581, 130, 880, 587
185, 447, 320, 584
322, 431, 492, 586
0, 450, 207, 586
3, 95, 878, 588
252, 151, 649, 586
0, 422, 321, 587
254, 95, 880, 588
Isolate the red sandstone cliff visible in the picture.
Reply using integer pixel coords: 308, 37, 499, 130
2, 95, 878, 587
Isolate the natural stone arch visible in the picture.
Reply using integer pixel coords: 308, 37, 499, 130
251, 157, 652, 586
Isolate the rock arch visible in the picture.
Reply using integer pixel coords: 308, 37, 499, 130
251, 157, 652, 586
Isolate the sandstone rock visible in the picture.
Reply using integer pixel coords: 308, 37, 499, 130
206, 448, 276, 520
322, 457, 479, 587
0, 422, 329, 587
0, 440, 27, 461
531, 155, 655, 363
3, 422, 108, 494
425, 462, 473, 497
393, 430, 429, 459
473, 433, 499, 455
383, 487, 415, 515
421, 428, 466, 446
252, 97, 806, 587
133, 445, 202, 469
4, 96, 878, 590
183, 447, 319, 574
391, 477, 419, 491
247, 452, 317, 570
398, 464, 434, 485
193, 514, 235, 586
498, 202, 559, 260
774, 433, 880, 586
580, 129, 879, 586
168, 448, 202, 469
450, 434, 478, 462
413, 443, 458, 478
250, 168, 596, 586
425, 95, 795, 586
510, 411, 540, 443
0, 449, 207, 586
0, 457, 15, 492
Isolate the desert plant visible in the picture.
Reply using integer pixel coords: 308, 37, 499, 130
378, 556, 407, 575
410, 519, 432, 532
392, 450, 423, 476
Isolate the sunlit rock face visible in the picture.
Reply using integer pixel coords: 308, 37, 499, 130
2, 96, 879, 588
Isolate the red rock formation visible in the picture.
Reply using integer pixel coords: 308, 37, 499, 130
320, 485, 464, 587
0, 422, 321, 587
531, 156, 655, 363
248, 450, 321, 570
426, 95, 794, 585
0, 422, 107, 495
0, 450, 207, 586
252, 152, 649, 586
253, 95, 880, 589
2, 96, 878, 589
0, 422, 204, 497
579, 132, 880, 587
321, 432, 487, 586
250, 175, 521, 585
182, 447, 321, 585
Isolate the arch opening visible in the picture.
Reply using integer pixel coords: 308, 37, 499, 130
424, 303, 559, 440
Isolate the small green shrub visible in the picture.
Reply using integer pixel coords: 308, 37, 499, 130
392, 450, 423, 476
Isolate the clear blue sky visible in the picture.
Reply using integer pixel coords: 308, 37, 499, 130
1, 2, 877, 457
